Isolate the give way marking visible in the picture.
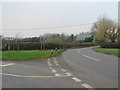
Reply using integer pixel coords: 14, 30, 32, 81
0, 63, 15, 67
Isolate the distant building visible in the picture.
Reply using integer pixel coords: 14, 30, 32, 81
3, 37, 14, 41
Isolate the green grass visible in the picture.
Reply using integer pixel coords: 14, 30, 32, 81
93, 48, 119, 56
1, 49, 64, 61
0, 51, 1, 60
76, 34, 91, 41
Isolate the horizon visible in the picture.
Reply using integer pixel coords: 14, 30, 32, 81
2, 31, 91, 38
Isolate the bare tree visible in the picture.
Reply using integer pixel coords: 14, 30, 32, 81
91, 16, 119, 42
105, 22, 119, 42
14, 32, 21, 50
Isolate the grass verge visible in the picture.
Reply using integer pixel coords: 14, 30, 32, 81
93, 48, 119, 56
1, 49, 64, 61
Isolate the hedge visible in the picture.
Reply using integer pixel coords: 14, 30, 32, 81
2, 42, 95, 51
100, 42, 119, 48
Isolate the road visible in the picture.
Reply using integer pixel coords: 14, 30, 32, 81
1, 47, 118, 88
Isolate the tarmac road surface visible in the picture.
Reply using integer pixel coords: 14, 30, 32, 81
1, 47, 118, 88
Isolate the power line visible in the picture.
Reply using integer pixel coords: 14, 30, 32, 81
3, 20, 118, 31
4, 23, 93, 31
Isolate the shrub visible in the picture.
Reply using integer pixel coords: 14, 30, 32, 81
2, 42, 96, 51
84, 37, 93, 42
100, 42, 119, 48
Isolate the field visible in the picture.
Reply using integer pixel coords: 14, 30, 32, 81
93, 48, 119, 56
1, 49, 64, 61
76, 34, 91, 41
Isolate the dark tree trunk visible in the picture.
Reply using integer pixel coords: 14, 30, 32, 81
111, 38, 115, 43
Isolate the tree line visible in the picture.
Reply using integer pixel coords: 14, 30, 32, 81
2, 33, 94, 51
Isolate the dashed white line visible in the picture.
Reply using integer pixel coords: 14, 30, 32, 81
49, 67, 54, 69
48, 57, 94, 88
0, 63, 15, 67
53, 57, 59, 66
53, 58, 58, 64
61, 69, 66, 72
72, 77, 82, 82
54, 61, 58, 64
81, 84, 93, 88
82, 54, 100, 62
55, 73, 61, 77
65, 73, 72, 76
55, 61, 58, 64
47, 59, 52, 66
48, 63, 52, 67
52, 69, 57, 73
77, 50, 100, 62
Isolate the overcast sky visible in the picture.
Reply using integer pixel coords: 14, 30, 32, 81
0, 2, 118, 37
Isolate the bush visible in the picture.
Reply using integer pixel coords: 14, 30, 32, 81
100, 42, 119, 48
84, 37, 93, 42
2, 42, 96, 51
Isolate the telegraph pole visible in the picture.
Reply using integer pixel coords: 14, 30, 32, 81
39, 35, 42, 50
8, 38, 11, 51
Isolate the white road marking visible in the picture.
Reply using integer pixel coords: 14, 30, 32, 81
81, 84, 93, 88
72, 77, 82, 82
48, 59, 58, 74
48, 63, 52, 66
48, 59, 52, 66
65, 73, 72, 76
61, 69, 66, 72
55, 61, 58, 64
55, 73, 61, 77
49, 67, 54, 69
52, 69, 57, 73
53, 57, 59, 65
82, 54, 100, 62
53, 58, 58, 64
77, 50, 100, 62
54, 61, 58, 64
0, 63, 15, 67
0, 73, 67, 78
